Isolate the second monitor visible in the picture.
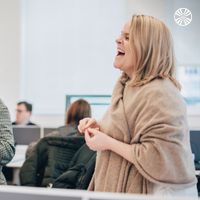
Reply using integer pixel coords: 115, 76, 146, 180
13, 126, 41, 145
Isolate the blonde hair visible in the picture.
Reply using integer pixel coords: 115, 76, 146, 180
129, 15, 181, 89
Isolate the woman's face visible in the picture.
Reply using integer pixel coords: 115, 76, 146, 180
113, 21, 135, 77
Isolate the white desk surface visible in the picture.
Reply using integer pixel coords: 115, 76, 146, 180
6, 145, 28, 168
196, 170, 200, 176
0, 185, 198, 200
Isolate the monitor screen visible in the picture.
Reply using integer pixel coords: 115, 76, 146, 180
190, 130, 200, 162
13, 126, 41, 145
66, 95, 111, 120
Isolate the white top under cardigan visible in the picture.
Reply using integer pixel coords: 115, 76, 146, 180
152, 183, 198, 197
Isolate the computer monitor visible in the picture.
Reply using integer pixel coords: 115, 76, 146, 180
66, 95, 111, 120
13, 126, 41, 145
190, 130, 200, 162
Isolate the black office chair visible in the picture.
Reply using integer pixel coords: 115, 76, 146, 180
20, 136, 85, 187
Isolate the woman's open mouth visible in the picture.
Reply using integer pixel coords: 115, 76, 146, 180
117, 49, 125, 56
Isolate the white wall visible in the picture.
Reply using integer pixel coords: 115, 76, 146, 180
127, 0, 200, 64
0, 0, 199, 128
127, 0, 166, 21
19, 0, 128, 126
169, 0, 200, 65
21, 0, 127, 115
0, 0, 21, 119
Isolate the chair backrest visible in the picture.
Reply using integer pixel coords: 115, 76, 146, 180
20, 136, 85, 187
53, 144, 96, 189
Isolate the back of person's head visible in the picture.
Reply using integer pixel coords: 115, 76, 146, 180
129, 15, 180, 89
65, 99, 91, 127
15, 101, 33, 125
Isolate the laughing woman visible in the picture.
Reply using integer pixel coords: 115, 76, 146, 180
78, 15, 197, 196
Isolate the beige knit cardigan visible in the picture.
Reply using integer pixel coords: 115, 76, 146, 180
88, 74, 197, 194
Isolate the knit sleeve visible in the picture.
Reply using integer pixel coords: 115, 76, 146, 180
0, 99, 15, 165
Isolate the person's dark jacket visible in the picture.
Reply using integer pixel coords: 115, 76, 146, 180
46, 125, 79, 137
53, 143, 96, 189
20, 136, 85, 187
26, 125, 79, 158
12, 121, 36, 126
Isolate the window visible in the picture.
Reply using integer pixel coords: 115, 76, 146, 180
177, 65, 200, 115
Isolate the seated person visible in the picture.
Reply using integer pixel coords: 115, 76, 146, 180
12, 101, 36, 126
47, 98, 91, 137
26, 99, 91, 157
20, 99, 92, 187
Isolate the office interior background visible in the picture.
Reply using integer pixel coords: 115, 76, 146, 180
0, 0, 199, 128
0, 0, 200, 199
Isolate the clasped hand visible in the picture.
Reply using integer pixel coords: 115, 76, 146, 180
78, 118, 110, 151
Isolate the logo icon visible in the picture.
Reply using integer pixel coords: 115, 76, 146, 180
174, 8, 192, 26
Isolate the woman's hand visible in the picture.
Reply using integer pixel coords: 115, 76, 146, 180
78, 118, 100, 134
84, 128, 111, 151
85, 128, 134, 164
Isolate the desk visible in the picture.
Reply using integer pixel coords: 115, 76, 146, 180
196, 171, 200, 176
6, 145, 27, 185
0, 185, 199, 200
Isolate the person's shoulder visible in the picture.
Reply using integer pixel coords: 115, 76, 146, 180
132, 78, 185, 107
0, 99, 7, 108
138, 78, 186, 110
58, 125, 80, 137
27, 122, 37, 126
0, 98, 4, 104
139, 78, 180, 97
0, 99, 10, 116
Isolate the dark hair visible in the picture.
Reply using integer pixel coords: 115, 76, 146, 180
65, 99, 91, 127
17, 101, 33, 112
